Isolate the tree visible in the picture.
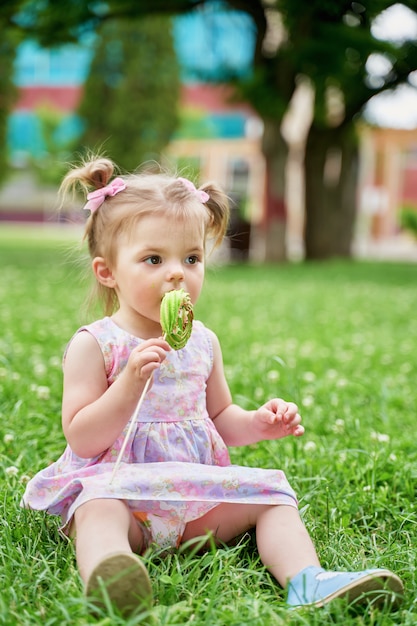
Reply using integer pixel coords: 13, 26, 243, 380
4, 0, 417, 259
77, 16, 180, 170
234, 0, 417, 258
0, 29, 18, 185
283, 0, 417, 258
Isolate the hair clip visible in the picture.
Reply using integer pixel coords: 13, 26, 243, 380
177, 177, 209, 204
83, 177, 127, 214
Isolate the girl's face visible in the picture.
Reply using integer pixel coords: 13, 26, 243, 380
94, 213, 205, 337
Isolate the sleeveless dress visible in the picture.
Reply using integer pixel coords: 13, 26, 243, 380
23, 317, 298, 549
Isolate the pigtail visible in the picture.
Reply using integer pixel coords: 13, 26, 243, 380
199, 183, 230, 249
59, 156, 122, 317
60, 156, 117, 199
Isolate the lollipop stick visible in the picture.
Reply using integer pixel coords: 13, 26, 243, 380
109, 288, 193, 485
110, 374, 153, 484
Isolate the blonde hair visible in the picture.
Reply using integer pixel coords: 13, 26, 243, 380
61, 156, 230, 314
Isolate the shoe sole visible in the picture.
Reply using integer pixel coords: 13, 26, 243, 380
86, 552, 153, 617
312, 569, 404, 609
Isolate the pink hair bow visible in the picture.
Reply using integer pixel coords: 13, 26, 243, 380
83, 177, 127, 214
177, 177, 209, 203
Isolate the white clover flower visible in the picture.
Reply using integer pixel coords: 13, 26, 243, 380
304, 441, 317, 452
34, 362, 47, 377
339, 452, 347, 463
336, 378, 348, 388
363, 344, 375, 355
5, 466, 19, 477
363, 485, 371, 492
330, 394, 339, 407
326, 369, 338, 380
254, 387, 264, 401
224, 365, 235, 379
3, 434, 14, 444
389, 453, 397, 462
266, 370, 280, 382
36, 385, 51, 400
300, 342, 315, 356
49, 356, 61, 368
302, 396, 314, 407
399, 362, 412, 373
332, 419, 345, 434
370, 431, 390, 443
250, 342, 263, 357
303, 371, 316, 382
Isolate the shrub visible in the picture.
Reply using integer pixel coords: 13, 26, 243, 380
399, 205, 417, 238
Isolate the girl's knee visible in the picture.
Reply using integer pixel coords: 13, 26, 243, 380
73, 499, 144, 552
74, 499, 135, 531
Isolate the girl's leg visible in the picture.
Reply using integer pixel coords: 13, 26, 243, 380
73, 498, 144, 582
73, 498, 152, 616
256, 505, 321, 583
182, 503, 403, 609
182, 503, 318, 586
251, 506, 403, 608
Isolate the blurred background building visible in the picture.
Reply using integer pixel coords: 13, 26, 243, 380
2, 5, 417, 261
3, 9, 263, 261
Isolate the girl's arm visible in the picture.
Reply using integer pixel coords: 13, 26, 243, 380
206, 330, 304, 446
62, 331, 170, 458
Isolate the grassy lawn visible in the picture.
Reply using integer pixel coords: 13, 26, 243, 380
1, 226, 416, 625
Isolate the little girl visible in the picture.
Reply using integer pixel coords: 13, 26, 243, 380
23, 157, 403, 618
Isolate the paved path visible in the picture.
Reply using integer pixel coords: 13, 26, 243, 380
354, 235, 417, 262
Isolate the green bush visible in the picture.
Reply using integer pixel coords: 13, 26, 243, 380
399, 205, 417, 238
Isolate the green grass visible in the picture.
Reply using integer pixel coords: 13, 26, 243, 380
1, 225, 417, 625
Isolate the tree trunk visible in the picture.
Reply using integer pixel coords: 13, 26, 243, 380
0, 34, 18, 186
259, 120, 288, 262
304, 122, 359, 260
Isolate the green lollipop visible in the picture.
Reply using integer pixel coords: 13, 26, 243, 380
160, 289, 194, 349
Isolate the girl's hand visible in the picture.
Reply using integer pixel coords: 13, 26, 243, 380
62, 334, 171, 458
125, 337, 171, 387
253, 398, 305, 440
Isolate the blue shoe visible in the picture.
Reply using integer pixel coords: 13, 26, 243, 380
287, 566, 403, 609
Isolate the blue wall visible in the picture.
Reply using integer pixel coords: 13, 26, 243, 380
8, 6, 255, 158
14, 40, 93, 86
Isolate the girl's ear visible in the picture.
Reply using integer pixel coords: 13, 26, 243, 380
92, 257, 116, 288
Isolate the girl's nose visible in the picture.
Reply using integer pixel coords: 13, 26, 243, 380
167, 263, 184, 283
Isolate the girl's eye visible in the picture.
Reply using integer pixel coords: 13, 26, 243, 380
185, 255, 199, 265
145, 255, 161, 265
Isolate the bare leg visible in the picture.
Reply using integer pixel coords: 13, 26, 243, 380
255, 505, 320, 584
182, 503, 319, 587
183, 503, 403, 609
73, 498, 144, 582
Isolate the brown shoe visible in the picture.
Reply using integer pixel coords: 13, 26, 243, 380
86, 552, 153, 617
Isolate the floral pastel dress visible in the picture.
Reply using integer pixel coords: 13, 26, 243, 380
23, 318, 298, 548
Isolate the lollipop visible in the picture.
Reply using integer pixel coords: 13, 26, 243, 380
160, 289, 194, 350
110, 289, 193, 483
